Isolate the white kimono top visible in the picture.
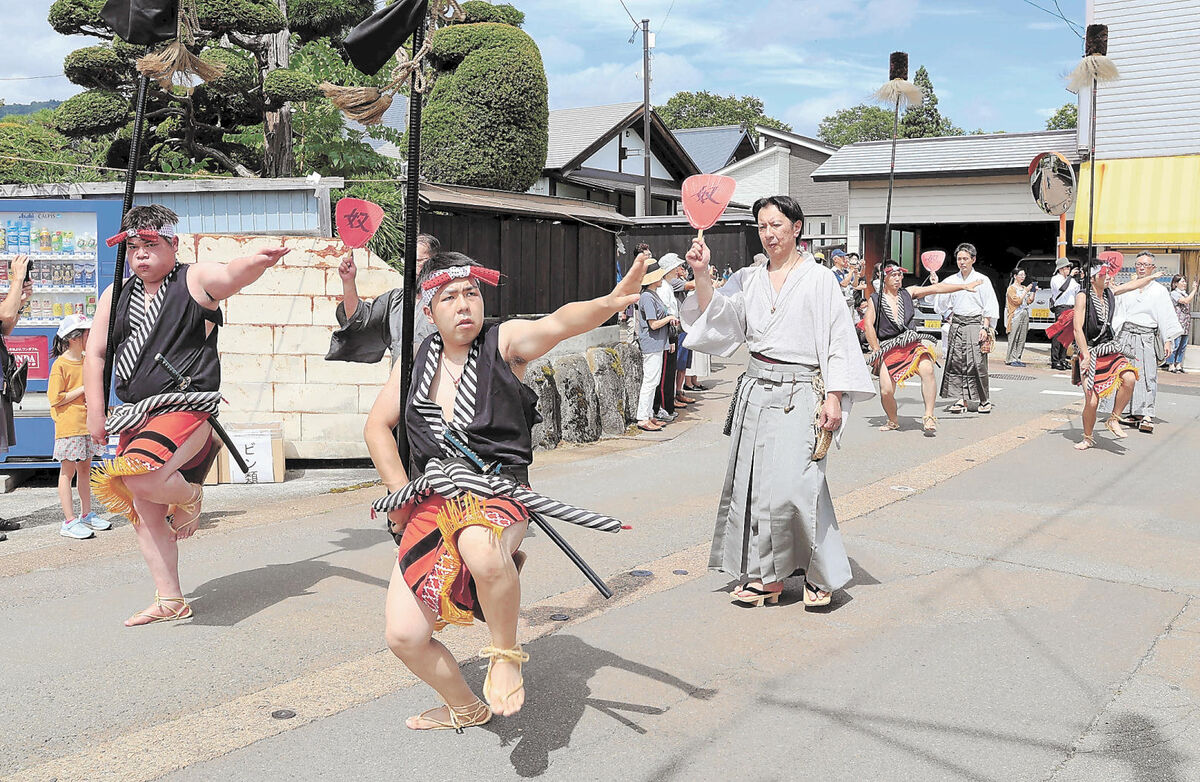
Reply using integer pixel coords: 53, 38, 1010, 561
931, 269, 999, 322
681, 257, 876, 414
1113, 281, 1184, 342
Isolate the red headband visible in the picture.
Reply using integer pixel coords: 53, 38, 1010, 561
105, 226, 176, 247
419, 265, 501, 306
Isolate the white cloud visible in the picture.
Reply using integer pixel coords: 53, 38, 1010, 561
781, 91, 865, 135
548, 50, 702, 109
1, 3, 87, 104
1027, 21, 1063, 30
537, 35, 585, 66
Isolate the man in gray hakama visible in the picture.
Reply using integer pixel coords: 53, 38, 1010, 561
932, 243, 999, 413
682, 228, 874, 599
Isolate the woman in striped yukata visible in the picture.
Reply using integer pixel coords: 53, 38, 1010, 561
85, 205, 289, 626
364, 250, 645, 733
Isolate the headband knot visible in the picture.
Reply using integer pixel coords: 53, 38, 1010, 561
419, 265, 501, 308
105, 224, 178, 247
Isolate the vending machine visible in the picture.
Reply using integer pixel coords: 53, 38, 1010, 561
1, 198, 124, 468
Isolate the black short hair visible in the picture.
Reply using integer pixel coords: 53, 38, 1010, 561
954, 242, 977, 260
751, 195, 805, 236
121, 204, 179, 232
416, 234, 440, 253
417, 251, 493, 291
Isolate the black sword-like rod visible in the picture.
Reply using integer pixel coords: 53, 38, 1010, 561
154, 353, 253, 475
443, 429, 614, 600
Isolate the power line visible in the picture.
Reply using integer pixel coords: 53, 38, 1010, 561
615, 0, 639, 29
0, 74, 64, 81
657, 0, 676, 34
1019, 0, 1083, 39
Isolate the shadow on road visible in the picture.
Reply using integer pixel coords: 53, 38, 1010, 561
184, 527, 388, 626
476, 634, 716, 778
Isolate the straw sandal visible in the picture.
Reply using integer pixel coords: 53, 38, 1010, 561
879, 419, 900, 431
126, 591, 193, 626
167, 485, 203, 539
407, 700, 492, 733
480, 645, 529, 712
731, 584, 782, 607
1075, 434, 1096, 451
922, 415, 938, 435
1104, 415, 1127, 439
803, 581, 832, 609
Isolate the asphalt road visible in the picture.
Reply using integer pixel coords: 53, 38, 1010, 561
2, 343, 1198, 782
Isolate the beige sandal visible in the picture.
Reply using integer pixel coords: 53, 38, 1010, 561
803, 581, 832, 609
1075, 434, 1096, 451
922, 415, 938, 435
480, 645, 529, 711
167, 485, 203, 539
126, 591, 193, 626
407, 700, 492, 733
879, 419, 900, 431
1104, 415, 1127, 439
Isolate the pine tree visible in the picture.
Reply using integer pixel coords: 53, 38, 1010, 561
898, 66, 962, 139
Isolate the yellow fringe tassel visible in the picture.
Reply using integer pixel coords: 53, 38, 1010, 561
431, 493, 504, 629
892, 343, 938, 388
91, 456, 157, 526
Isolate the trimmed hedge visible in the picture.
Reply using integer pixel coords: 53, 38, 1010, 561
53, 90, 130, 136
200, 48, 257, 95
421, 22, 547, 192
262, 68, 320, 104
196, 0, 286, 35
63, 45, 129, 90
457, 1, 525, 27
47, 0, 106, 36
0, 121, 104, 184
288, 0, 374, 41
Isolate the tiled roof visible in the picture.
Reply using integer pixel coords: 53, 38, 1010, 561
812, 129, 1080, 180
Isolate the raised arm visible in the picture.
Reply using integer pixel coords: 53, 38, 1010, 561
187, 246, 290, 306
0, 255, 30, 336
1111, 271, 1160, 296
500, 253, 648, 366
908, 278, 982, 300
686, 238, 714, 312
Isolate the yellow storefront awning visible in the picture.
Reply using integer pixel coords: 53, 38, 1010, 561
1073, 155, 1200, 246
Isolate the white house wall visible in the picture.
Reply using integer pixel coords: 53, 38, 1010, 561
580, 130, 672, 179
846, 176, 1071, 253
720, 146, 790, 206
1083, 0, 1200, 159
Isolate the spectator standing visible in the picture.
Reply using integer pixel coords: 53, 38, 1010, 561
0, 254, 32, 542
48, 315, 109, 539
1167, 275, 1196, 372
635, 260, 672, 431
1004, 269, 1035, 367
1048, 258, 1080, 370
653, 253, 686, 421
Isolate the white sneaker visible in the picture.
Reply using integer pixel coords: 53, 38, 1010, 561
60, 518, 95, 540
80, 512, 112, 531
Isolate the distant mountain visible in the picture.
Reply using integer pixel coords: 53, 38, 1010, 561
0, 100, 63, 118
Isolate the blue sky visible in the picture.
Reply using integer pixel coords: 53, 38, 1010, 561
6, 0, 1086, 136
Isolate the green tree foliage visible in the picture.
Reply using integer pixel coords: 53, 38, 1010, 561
455, 1, 525, 26
816, 104, 895, 147
898, 66, 962, 139
1045, 102, 1078, 130
420, 19, 548, 191
45, 0, 385, 178
0, 119, 106, 184
656, 91, 790, 140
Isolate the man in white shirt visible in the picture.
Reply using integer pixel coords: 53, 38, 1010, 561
932, 242, 1000, 413
1100, 252, 1183, 433
1047, 257, 1080, 370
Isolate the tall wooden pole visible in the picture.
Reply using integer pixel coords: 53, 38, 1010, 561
641, 18, 652, 217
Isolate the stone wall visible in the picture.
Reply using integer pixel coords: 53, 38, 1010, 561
178, 233, 643, 460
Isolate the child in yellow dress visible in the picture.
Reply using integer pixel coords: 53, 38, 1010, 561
48, 315, 109, 539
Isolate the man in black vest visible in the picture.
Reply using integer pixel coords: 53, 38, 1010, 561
363, 250, 646, 732
85, 205, 288, 627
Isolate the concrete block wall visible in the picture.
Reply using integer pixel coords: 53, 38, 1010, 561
179, 234, 644, 460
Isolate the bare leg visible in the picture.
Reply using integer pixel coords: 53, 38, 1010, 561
125, 497, 183, 625
877, 367, 898, 428
383, 562, 480, 729
1112, 371, 1136, 420
1077, 390, 1099, 450
458, 520, 528, 716
122, 423, 211, 507
918, 357, 937, 419
76, 461, 92, 516
58, 462, 77, 520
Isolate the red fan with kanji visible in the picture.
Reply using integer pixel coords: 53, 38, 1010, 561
335, 197, 385, 249
1098, 250, 1124, 278
921, 249, 945, 273
681, 175, 736, 239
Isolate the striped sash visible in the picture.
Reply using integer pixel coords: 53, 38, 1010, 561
105, 391, 222, 435
411, 334, 481, 459
865, 330, 924, 368
115, 268, 174, 382
372, 457, 622, 533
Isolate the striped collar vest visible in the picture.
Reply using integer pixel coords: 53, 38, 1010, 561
115, 265, 179, 382
413, 333, 482, 459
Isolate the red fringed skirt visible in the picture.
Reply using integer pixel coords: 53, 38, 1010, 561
91, 411, 217, 525
398, 493, 529, 630
1073, 352, 1138, 399
873, 340, 937, 386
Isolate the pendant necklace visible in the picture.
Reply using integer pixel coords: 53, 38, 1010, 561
767, 254, 800, 314
441, 356, 464, 387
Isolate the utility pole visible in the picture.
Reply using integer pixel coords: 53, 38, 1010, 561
641, 18, 652, 217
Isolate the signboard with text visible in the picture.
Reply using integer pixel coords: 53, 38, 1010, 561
2, 335, 49, 380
